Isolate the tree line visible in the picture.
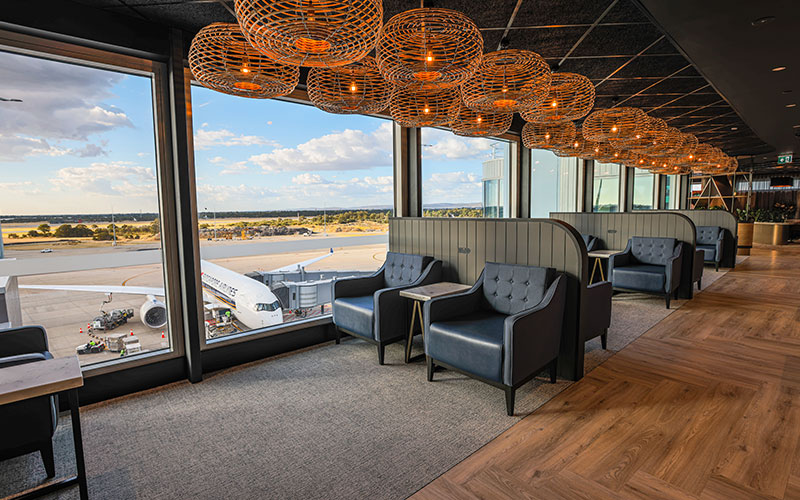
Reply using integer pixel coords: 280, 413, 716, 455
7, 220, 160, 241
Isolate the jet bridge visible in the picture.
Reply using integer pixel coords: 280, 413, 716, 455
246, 270, 375, 310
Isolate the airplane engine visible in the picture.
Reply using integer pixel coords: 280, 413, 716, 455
140, 295, 168, 329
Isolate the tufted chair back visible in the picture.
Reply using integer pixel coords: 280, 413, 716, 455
481, 262, 556, 315
383, 252, 432, 288
630, 236, 677, 266
696, 226, 721, 245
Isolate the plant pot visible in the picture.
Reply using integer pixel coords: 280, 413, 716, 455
737, 222, 753, 255
753, 222, 791, 246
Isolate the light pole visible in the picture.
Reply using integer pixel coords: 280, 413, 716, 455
204, 207, 217, 239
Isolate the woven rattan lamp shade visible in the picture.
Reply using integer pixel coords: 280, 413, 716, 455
376, 8, 482, 89
649, 126, 685, 157
674, 132, 698, 157
307, 56, 390, 114
390, 84, 460, 127
234, 0, 382, 68
592, 142, 620, 163
449, 106, 512, 137
461, 50, 552, 113
189, 23, 299, 99
616, 115, 668, 152
689, 143, 722, 174
522, 121, 576, 150
520, 73, 594, 124
611, 147, 645, 168
553, 127, 587, 157
582, 107, 648, 143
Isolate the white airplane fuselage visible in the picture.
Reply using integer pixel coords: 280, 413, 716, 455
200, 260, 283, 329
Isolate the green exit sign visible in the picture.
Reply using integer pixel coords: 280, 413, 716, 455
778, 154, 793, 164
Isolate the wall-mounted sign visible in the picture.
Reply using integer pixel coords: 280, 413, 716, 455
777, 154, 793, 164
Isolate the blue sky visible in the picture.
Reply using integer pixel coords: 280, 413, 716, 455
1, 49, 513, 215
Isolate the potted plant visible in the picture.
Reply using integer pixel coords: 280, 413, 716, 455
753, 203, 797, 245
735, 207, 755, 255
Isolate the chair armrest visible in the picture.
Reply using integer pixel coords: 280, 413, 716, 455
502, 275, 567, 386
0, 352, 47, 369
608, 246, 631, 278
424, 282, 483, 330
0, 326, 50, 357
665, 243, 684, 293
716, 231, 725, 263
333, 268, 385, 299
583, 280, 612, 339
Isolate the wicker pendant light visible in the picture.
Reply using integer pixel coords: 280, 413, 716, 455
390, 84, 460, 127
376, 8, 483, 88
461, 50, 552, 113
611, 147, 645, 168
582, 107, 648, 143
576, 137, 602, 160
649, 126, 685, 157
307, 56, 391, 114
592, 142, 620, 163
553, 127, 587, 157
234, 0, 382, 68
522, 121, 576, 150
616, 115, 668, 152
688, 143, 720, 174
673, 132, 698, 157
449, 106, 512, 137
520, 73, 595, 124
189, 23, 299, 99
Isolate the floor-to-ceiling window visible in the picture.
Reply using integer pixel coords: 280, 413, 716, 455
664, 175, 680, 209
592, 162, 621, 212
530, 149, 579, 217
632, 168, 655, 210
0, 48, 176, 367
190, 87, 392, 341
420, 129, 511, 218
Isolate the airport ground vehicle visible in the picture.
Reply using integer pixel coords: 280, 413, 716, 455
88, 308, 134, 332
76, 341, 105, 354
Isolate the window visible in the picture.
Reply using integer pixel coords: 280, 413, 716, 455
592, 162, 621, 212
0, 49, 174, 367
420, 129, 510, 218
664, 175, 680, 209
530, 150, 579, 217
632, 168, 655, 210
191, 87, 392, 341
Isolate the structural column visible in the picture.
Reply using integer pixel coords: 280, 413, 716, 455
393, 123, 422, 217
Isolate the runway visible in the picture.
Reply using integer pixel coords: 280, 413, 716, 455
0, 233, 388, 277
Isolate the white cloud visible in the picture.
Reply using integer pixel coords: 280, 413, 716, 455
421, 128, 496, 160
194, 129, 279, 150
292, 173, 328, 185
0, 181, 41, 195
196, 183, 277, 205
249, 121, 392, 172
220, 161, 250, 175
422, 170, 482, 205
49, 161, 156, 198
209, 156, 226, 164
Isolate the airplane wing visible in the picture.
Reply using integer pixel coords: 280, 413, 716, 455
20, 285, 165, 296
267, 248, 334, 273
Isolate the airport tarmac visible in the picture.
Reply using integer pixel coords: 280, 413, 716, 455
14, 242, 387, 366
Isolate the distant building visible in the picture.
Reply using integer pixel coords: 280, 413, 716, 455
482, 156, 505, 218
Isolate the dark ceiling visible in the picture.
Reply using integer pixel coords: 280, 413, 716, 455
65, 0, 800, 172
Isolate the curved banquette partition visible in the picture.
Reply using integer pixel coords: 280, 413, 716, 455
550, 212, 698, 299
659, 210, 738, 268
389, 217, 591, 380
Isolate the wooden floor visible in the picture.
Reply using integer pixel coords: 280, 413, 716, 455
413, 245, 800, 500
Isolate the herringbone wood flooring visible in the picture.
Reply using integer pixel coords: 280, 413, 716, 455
413, 245, 800, 500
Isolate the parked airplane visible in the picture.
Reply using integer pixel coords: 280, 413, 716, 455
20, 249, 334, 331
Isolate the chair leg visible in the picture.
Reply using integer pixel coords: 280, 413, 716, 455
334, 327, 341, 345
715, 262, 719, 272
549, 358, 558, 383
665, 294, 671, 309
377, 343, 385, 365
601, 329, 608, 350
505, 386, 515, 416
697, 280, 702, 291
40, 440, 55, 478
426, 356, 434, 382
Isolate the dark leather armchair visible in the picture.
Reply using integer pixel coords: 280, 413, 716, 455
582, 280, 613, 349
332, 252, 442, 364
0, 326, 58, 478
609, 236, 684, 309
693, 249, 705, 290
424, 263, 566, 416
581, 234, 599, 252
696, 226, 724, 271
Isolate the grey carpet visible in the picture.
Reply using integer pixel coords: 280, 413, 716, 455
0, 264, 734, 500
